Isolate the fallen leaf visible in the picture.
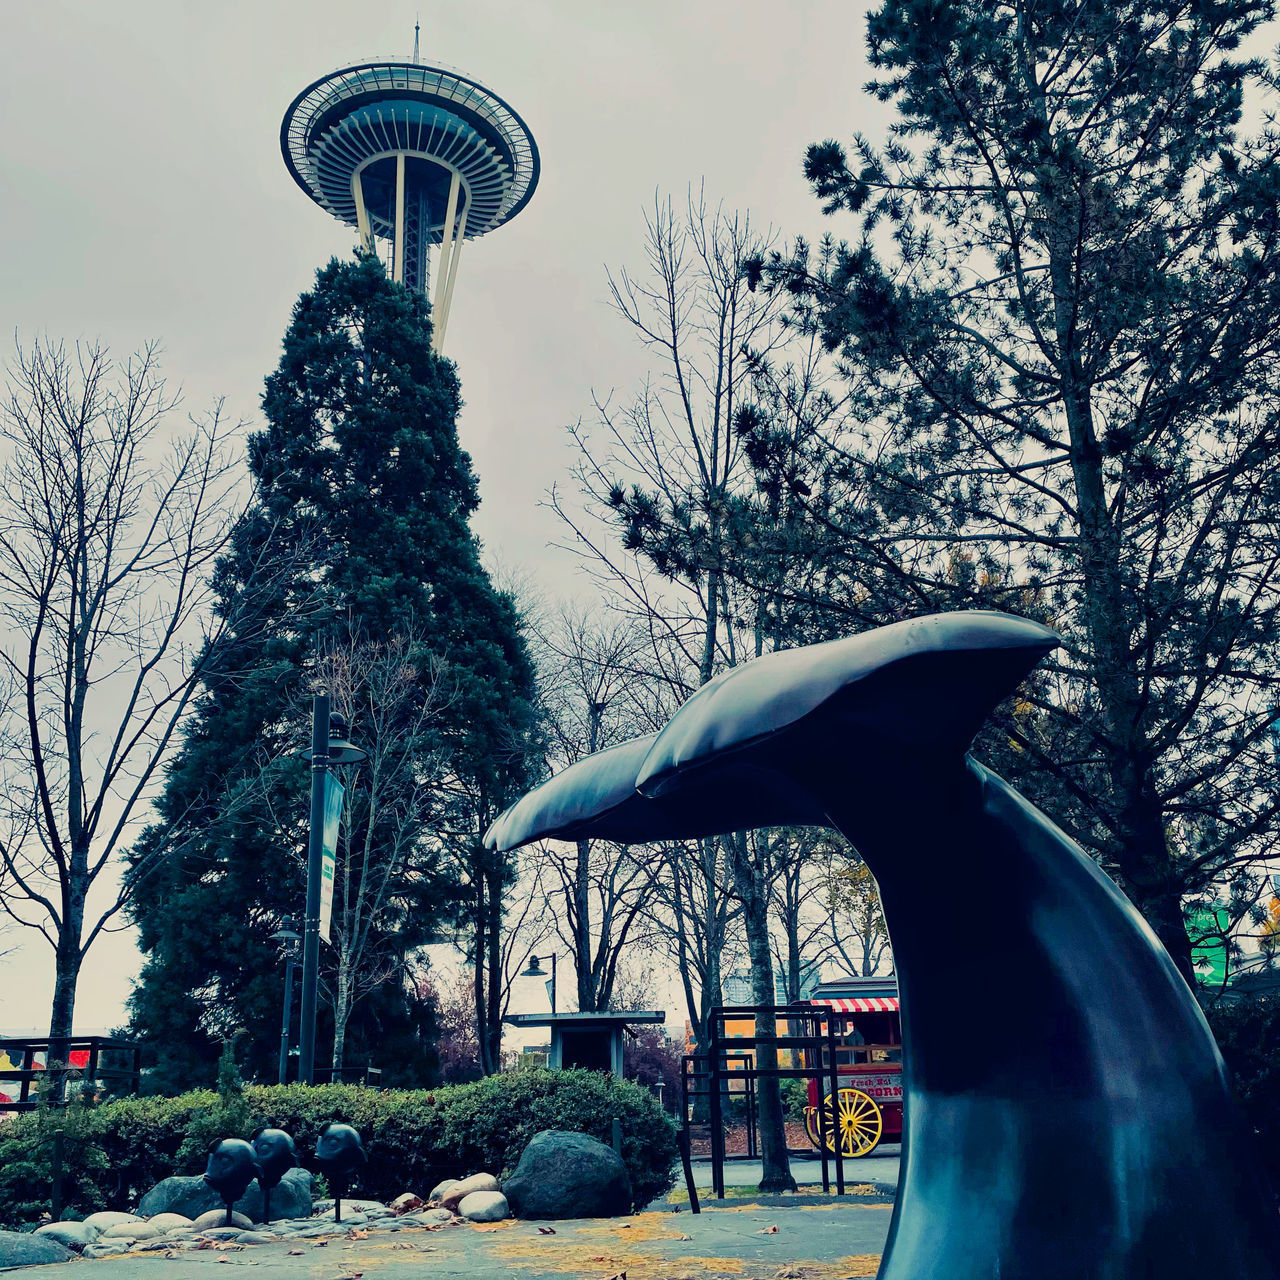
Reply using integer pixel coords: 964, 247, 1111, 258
348, 1229, 370, 1240
776, 1269, 803, 1279
286, 1249, 304, 1256
217, 1255, 231, 1264
757, 1225, 780, 1234
675, 1233, 692, 1241
537, 1227, 557, 1235
604, 1271, 627, 1280
618, 1223, 632, 1230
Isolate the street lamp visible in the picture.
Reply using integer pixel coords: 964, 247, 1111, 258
655, 1074, 666, 1111
297, 696, 366, 1086
520, 952, 560, 1015
270, 921, 302, 1084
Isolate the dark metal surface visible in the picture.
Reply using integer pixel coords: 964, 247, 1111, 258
204, 1139, 260, 1225
252, 1128, 297, 1223
483, 611, 1280, 1278
314, 1122, 366, 1223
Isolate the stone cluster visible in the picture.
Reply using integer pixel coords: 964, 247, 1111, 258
3, 1125, 632, 1265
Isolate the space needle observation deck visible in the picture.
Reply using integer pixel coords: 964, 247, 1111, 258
281, 53, 539, 353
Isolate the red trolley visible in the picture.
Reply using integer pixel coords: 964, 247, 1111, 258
798, 976, 902, 1158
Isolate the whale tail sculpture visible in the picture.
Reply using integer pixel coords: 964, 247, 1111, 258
486, 612, 1280, 1279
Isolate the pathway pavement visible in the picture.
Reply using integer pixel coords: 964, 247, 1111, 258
694, 1144, 901, 1191
17, 1203, 894, 1279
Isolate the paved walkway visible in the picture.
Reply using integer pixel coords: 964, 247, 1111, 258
23, 1203, 894, 1279
694, 1144, 901, 1191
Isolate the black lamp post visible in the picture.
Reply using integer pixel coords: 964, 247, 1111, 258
520, 952, 559, 1014
271, 921, 302, 1085
297, 697, 365, 1086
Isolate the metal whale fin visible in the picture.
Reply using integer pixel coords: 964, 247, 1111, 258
484, 735, 659, 851
635, 611, 1058, 799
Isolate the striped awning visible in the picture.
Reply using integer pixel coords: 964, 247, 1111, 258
813, 996, 899, 1013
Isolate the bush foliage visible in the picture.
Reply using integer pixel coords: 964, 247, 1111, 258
1204, 994, 1280, 1201
0, 1069, 676, 1224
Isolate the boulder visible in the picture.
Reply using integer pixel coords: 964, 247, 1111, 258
459, 1190, 509, 1222
234, 1231, 279, 1244
34, 1220, 99, 1250
84, 1242, 129, 1260
139, 1165, 313, 1221
441, 1172, 500, 1211
104, 1219, 163, 1240
397, 1208, 453, 1226
429, 1177, 457, 1203
191, 1210, 254, 1231
147, 1212, 194, 1232
0, 1230, 74, 1267
84, 1210, 142, 1231
502, 1130, 632, 1219
312, 1197, 384, 1216
392, 1192, 424, 1214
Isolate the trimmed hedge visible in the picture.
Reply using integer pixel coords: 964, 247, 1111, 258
0, 1069, 676, 1224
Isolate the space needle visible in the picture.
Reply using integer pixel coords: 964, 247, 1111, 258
281, 34, 539, 353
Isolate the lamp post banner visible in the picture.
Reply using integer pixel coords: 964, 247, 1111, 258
319, 773, 343, 943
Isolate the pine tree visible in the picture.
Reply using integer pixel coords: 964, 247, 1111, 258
125, 255, 535, 1087
751, 0, 1280, 981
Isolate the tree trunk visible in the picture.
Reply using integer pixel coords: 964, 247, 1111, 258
331, 964, 350, 1072
575, 838, 594, 1011
728, 832, 794, 1193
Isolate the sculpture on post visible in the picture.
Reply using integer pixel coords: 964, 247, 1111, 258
314, 1122, 366, 1223
251, 1128, 298, 1225
203, 1139, 261, 1227
485, 612, 1280, 1279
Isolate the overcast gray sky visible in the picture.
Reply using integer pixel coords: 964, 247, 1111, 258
0, 0, 883, 1032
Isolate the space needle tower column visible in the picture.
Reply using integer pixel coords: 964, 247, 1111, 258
281, 49, 539, 353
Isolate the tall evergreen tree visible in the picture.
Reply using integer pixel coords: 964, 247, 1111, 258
126, 255, 534, 1088
749, 0, 1280, 980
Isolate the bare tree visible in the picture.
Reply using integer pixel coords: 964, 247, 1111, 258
313, 630, 455, 1070
529, 606, 662, 1011
552, 192, 799, 1190
0, 340, 248, 1049
824, 854, 892, 979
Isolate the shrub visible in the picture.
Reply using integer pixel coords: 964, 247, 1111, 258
0, 1085, 108, 1225
0, 1069, 677, 1223
1204, 993, 1280, 1201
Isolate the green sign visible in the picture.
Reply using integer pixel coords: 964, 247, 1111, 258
1187, 903, 1230, 987
319, 773, 343, 943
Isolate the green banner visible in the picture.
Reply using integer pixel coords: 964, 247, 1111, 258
319, 773, 343, 943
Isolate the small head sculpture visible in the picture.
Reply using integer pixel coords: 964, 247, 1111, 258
252, 1127, 297, 1223
314, 1122, 366, 1222
203, 1138, 261, 1225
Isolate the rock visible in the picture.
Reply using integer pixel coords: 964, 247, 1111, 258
148, 1213, 195, 1232
429, 1177, 457, 1203
0, 1230, 75, 1267
394, 1207, 454, 1226
192, 1210, 255, 1231
289, 1222, 343, 1238
132, 1239, 175, 1252
139, 1166, 313, 1221
441, 1172, 500, 1211
311, 1197, 384, 1215
104, 1220, 164, 1240
365, 1206, 394, 1219
84, 1210, 142, 1231
392, 1192, 424, 1214
502, 1129, 632, 1219
84, 1242, 129, 1260
459, 1190, 509, 1222
35, 1220, 99, 1250
235, 1231, 279, 1244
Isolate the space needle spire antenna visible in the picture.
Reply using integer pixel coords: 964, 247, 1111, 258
281, 50, 539, 353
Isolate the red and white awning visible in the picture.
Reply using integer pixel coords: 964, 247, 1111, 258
813, 996, 899, 1013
